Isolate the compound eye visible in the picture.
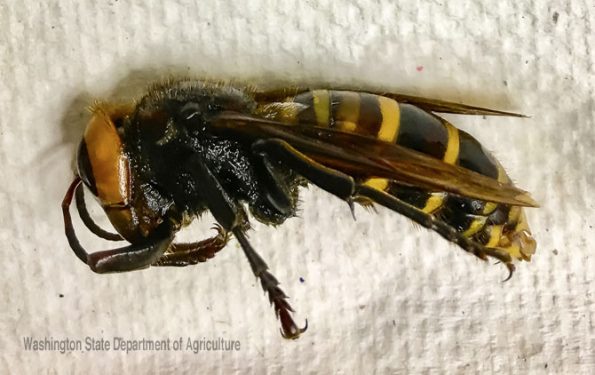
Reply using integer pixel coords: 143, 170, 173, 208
77, 139, 98, 196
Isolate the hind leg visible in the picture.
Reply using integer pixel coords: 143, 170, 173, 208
252, 139, 515, 278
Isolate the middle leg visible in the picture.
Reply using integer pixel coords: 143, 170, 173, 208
186, 153, 307, 339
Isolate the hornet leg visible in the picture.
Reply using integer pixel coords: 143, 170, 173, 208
252, 138, 356, 211
75, 184, 123, 241
74, 182, 228, 269
187, 154, 307, 339
153, 225, 230, 267
355, 185, 514, 280
252, 139, 515, 279
62, 178, 174, 273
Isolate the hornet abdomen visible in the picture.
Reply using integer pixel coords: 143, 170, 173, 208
263, 89, 536, 261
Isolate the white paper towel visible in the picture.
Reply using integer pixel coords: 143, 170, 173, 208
1, 1, 593, 373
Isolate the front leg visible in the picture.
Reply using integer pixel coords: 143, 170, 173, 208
62, 178, 175, 273
75, 184, 123, 241
86, 235, 173, 273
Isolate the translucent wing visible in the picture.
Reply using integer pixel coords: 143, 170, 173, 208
378, 93, 527, 117
211, 112, 538, 207
253, 88, 526, 117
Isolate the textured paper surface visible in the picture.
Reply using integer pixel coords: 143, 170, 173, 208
1, 1, 594, 373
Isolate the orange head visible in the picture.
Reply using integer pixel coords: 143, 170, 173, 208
76, 105, 147, 242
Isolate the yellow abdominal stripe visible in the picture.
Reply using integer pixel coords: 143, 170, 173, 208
462, 216, 487, 237
442, 122, 460, 164
486, 225, 503, 248
335, 91, 360, 132
420, 122, 459, 214
364, 178, 389, 191
312, 90, 330, 126
363, 96, 401, 191
482, 163, 508, 215
422, 193, 446, 214
376, 97, 400, 143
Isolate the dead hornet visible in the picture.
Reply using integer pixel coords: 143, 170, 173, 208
62, 79, 538, 339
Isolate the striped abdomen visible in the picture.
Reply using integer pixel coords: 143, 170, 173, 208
260, 89, 536, 261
